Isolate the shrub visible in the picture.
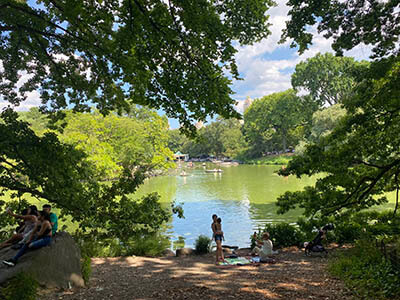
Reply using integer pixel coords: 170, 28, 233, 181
297, 210, 400, 245
75, 232, 170, 258
125, 233, 171, 257
1, 272, 38, 300
252, 223, 305, 248
195, 235, 211, 254
328, 238, 400, 299
81, 255, 92, 285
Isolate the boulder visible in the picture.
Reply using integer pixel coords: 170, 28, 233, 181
175, 248, 195, 257
0, 232, 85, 289
162, 249, 175, 257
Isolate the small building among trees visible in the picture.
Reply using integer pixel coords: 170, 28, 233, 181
174, 151, 189, 162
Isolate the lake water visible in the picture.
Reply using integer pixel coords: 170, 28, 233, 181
135, 164, 317, 249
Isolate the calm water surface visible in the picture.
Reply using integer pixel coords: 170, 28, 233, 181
135, 164, 316, 249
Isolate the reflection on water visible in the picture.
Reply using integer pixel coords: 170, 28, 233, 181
135, 164, 316, 248
136, 164, 396, 249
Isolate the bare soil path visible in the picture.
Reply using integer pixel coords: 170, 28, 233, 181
42, 247, 351, 300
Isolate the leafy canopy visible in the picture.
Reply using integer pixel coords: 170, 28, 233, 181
0, 0, 275, 130
281, 0, 400, 58
291, 53, 368, 106
277, 0, 400, 219
0, 108, 173, 240
243, 90, 316, 156
278, 57, 400, 217
59, 107, 174, 178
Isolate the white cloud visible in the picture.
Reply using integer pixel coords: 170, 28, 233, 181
232, 0, 373, 109
0, 69, 42, 112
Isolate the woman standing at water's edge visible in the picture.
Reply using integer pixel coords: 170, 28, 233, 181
211, 214, 225, 264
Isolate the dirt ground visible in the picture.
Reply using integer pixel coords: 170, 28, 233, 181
41, 247, 352, 300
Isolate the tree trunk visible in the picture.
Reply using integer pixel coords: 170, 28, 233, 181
282, 134, 287, 153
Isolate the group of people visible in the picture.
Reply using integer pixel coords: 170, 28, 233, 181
1, 204, 58, 267
211, 214, 278, 264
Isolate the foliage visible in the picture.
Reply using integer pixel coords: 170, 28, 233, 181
75, 231, 170, 257
18, 107, 50, 135
296, 210, 400, 245
328, 239, 400, 299
81, 255, 92, 286
124, 233, 171, 257
252, 223, 305, 248
171, 117, 248, 159
277, 57, 400, 218
307, 104, 347, 144
291, 53, 368, 106
0, 198, 30, 241
194, 235, 211, 254
0, 0, 276, 130
281, 0, 400, 58
1, 272, 38, 300
243, 90, 316, 156
0, 108, 174, 242
59, 107, 174, 178
243, 154, 292, 166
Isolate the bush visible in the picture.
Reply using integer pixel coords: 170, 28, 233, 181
81, 255, 92, 285
75, 231, 170, 258
251, 223, 305, 248
1, 272, 38, 300
297, 210, 400, 245
328, 238, 400, 299
126, 233, 171, 257
195, 235, 211, 254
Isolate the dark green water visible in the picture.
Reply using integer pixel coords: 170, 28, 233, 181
134, 164, 317, 248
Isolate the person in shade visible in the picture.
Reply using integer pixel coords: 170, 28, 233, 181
214, 217, 225, 264
251, 232, 278, 262
42, 204, 58, 235
211, 214, 218, 240
0, 208, 38, 249
2, 210, 52, 267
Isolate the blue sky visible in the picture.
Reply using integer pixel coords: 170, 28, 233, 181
0, 0, 372, 129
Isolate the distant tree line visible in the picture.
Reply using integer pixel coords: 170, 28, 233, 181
169, 53, 365, 160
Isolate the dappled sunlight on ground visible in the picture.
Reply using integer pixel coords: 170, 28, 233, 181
42, 247, 352, 300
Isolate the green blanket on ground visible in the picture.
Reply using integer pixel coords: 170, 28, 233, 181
218, 257, 253, 266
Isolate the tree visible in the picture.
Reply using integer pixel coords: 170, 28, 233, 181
278, 57, 400, 217
18, 107, 50, 135
0, 108, 171, 241
59, 107, 173, 179
281, 0, 400, 58
308, 104, 347, 144
0, 0, 274, 240
276, 0, 400, 220
243, 90, 315, 156
219, 118, 248, 158
0, 0, 275, 129
167, 129, 188, 154
291, 53, 368, 106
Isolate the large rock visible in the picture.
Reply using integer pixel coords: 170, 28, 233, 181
175, 248, 195, 257
162, 249, 175, 257
0, 232, 84, 289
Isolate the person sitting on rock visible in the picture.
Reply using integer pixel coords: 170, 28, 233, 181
2, 210, 52, 267
251, 232, 278, 262
0, 207, 38, 249
42, 204, 58, 236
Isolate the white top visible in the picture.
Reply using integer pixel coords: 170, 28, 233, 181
260, 239, 274, 258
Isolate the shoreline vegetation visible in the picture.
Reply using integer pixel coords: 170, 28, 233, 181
240, 153, 293, 166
